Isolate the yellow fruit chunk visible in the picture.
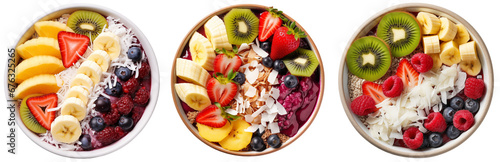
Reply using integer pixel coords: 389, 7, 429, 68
219, 119, 252, 151
16, 37, 61, 59
198, 122, 232, 142
15, 55, 65, 83
13, 74, 61, 99
34, 21, 74, 39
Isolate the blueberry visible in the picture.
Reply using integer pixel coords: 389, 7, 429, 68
267, 134, 282, 148
450, 96, 464, 110
446, 125, 461, 140
262, 57, 273, 68
273, 60, 287, 75
90, 116, 106, 132
127, 46, 142, 62
419, 134, 429, 149
428, 132, 442, 148
232, 72, 246, 85
253, 130, 264, 137
250, 136, 266, 152
260, 41, 271, 53
94, 96, 111, 113
464, 98, 479, 114
79, 134, 93, 150
115, 67, 133, 81
442, 107, 456, 123
284, 75, 299, 88
118, 116, 134, 131
105, 82, 123, 97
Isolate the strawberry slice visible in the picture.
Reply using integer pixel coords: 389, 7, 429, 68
206, 71, 238, 106
270, 21, 307, 60
214, 46, 242, 77
196, 103, 239, 128
258, 7, 285, 42
396, 59, 420, 89
58, 31, 90, 68
26, 93, 58, 130
362, 81, 387, 104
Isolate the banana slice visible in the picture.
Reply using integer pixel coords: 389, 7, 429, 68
176, 58, 210, 87
204, 16, 232, 51
175, 83, 211, 111
423, 35, 440, 54
77, 60, 102, 85
460, 59, 481, 76
71, 74, 93, 91
454, 24, 470, 45
189, 32, 216, 71
417, 12, 441, 34
438, 17, 457, 41
50, 115, 82, 143
460, 41, 477, 61
429, 53, 442, 71
440, 41, 461, 66
61, 97, 87, 121
93, 32, 121, 60
87, 50, 111, 72
65, 86, 89, 105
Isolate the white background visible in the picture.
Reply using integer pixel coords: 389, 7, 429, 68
1, 0, 498, 161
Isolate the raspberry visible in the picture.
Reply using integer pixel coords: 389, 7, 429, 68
382, 76, 404, 97
133, 87, 150, 105
424, 112, 447, 133
131, 106, 145, 124
464, 78, 485, 99
138, 61, 150, 79
102, 107, 120, 125
403, 127, 424, 150
453, 110, 475, 131
115, 126, 127, 140
117, 95, 134, 115
411, 53, 433, 73
95, 127, 117, 146
282, 91, 303, 112
122, 77, 139, 94
350, 95, 377, 116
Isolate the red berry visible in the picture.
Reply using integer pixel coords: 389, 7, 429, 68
139, 61, 150, 79
410, 53, 433, 73
133, 87, 150, 105
95, 127, 117, 146
131, 107, 145, 124
382, 76, 404, 97
102, 107, 120, 125
350, 95, 377, 116
403, 127, 424, 150
116, 95, 134, 115
115, 126, 127, 140
122, 77, 139, 94
453, 110, 475, 131
464, 78, 484, 99
424, 112, 447, 133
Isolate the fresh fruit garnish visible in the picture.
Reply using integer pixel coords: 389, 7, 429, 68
428, 53, 442, 71
58, 31, 90, 68
95, 126, 117, 145
361, 81, 387, 104
232, 72, 246, 85
267, 134, 282, 148
77, 60, 103, 85
204, 16, 232, 51
175, 83, 211, 111
206, 71, 239, 106
176, 58, 211, 87
71, 74, 93, 91
459, 41, 477, 61
260, 41, 271, 53
102, 107, 121, 125
79, 134, 93, 150
189, 32, 216, 71
87, 50, 111, 72
20, 94, 47, 134
34, 21, 74, 39
439, 41, 460, 66
116, 95, 134, 115
196, 103, 239, 128
454, 24, 470, 45
94, 96, 111, 113
396, 59, 420, 89
270, 21, 306, 60
464, 98, 479, 114
377, 11, 421, 57
403, 127, 424, 150
250, 135, 266, 151
262, 56, 273, 68
224, 8, 259, 45
446, 125, 461, 140
197, 122, 232, 142
51, 115, 82, 143
93, 32, 121, 60
25, 93, 58, 130
422, 35, 440, 54
284, 75, 298, 88
442, 107, 456, 123
67, 10, 107, 41
61, 97, 87, 121
416, 12, 441, 35
424, 112, 447, 133
464, 78, 484, 99
104, 81, 123, 97
16, 37, 61, 60
115, 66, 133, 81
133, 86, 150, 105
214, 46, 242, 77
428, 132, 443, 148
350, 95, 377, 116
258, 7, 285, 42
459, 59, 481, 76
346, 36, 391, 81
219, 119, 252, 151
127, 46, 143, 62
66, 86, 89, 105
13, 74, 61, 99
382, 75, 404, 97
453, 110, 475, 131
410, 53, 433, 73
14, 55, 65, 83
450, 96, 464, 110
283, 48, 319, 77
118, 116, 134, 131
437, 17, 457, 42
90, 116, 106, 132
273, 59, 287, 75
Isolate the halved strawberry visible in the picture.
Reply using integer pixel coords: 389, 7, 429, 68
258, 7, 285, 42
26, 93, 58, 130
362, 81, 387, 104
396, 59, 420, 89
58, 31, 90, 68
196, 103, 239, 128
214, 46, 241, 77
206, 71, 238, 106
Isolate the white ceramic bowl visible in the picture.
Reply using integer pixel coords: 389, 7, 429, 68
5, 4, 159, 158
339, 3, 493, 157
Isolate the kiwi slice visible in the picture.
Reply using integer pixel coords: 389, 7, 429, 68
224, 8, 259, 45
283, 48, 319, 77
376, 11, 421, 57
67, 10, 108, 41
19, 94, 47, 134
346, 36, 391, 81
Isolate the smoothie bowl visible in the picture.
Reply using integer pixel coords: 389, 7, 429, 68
339, 3, 492, 157
171, 4, 324, 155
5, 4, 159, 158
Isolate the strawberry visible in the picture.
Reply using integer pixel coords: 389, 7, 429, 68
362, 81, 387, 104
270, 21, 306, 60
206, 70, 238, 106
214, 46, 242, 77
58, 31, 90, 68
196, 103, 239, 128
258, 7, 286, 42
396, 59, 420, 89
26, 93, 58, 130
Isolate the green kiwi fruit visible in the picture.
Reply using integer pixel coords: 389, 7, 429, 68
19, 94, 47, 134
346, 36, 391, 81
376, 11, 421, 57
67, 10, 108, 41
283, 48, 319, 77
224, 8, 259, 45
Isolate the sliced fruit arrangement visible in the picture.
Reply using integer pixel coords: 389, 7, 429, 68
13, 10, 153, 151
175, 6, 321, 153
346, 10, 486, 151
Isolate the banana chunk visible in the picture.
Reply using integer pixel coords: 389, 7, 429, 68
176, 58, 210, 87
71, 74, 93, 91
189, 32, 216, 71
460, 59, 481, 76
65, 86, 89, 105
175, 83, 211, 111
61, 97, 87, 121
417, 12, 441, 34
460, 41, 477, 61
77, 60, 103, 86
204, 16, 232, 51
438, 17, 457, 41
440, 41, 460, 66
51, 115, 82, 143
454, 24, 470, 45
423, 35, 440, 54
93, 32, 121, 60
87, 50, 111, 72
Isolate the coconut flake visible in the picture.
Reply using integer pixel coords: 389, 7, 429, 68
275, 102, 287, 115
269, 122, 280, 134
245, 68, 260, 84
245, 86, 257, 97
267, 70, 279, 84
252, 105, 268, 118
244, 124, 260, 132
252, 44, 269, 57
225, 108, 238, 116
238, 43, 250, 53
270, 87, 280, 99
